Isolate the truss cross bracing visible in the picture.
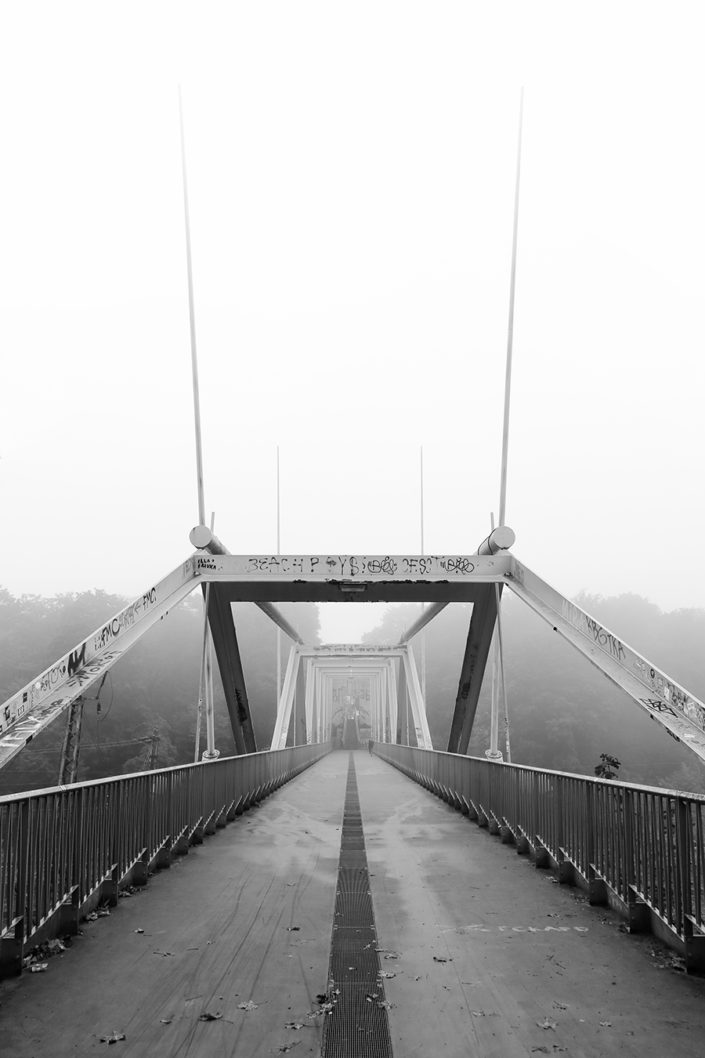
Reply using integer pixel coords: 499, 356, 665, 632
2, 544, 705, 771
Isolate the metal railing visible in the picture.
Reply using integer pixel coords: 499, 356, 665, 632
0, 743, 329, 976
375, 744, 705, 972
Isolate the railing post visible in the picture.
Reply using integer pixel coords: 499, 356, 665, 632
2, 800, 30, 975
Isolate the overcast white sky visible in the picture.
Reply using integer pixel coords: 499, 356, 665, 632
1, 2, 704, 643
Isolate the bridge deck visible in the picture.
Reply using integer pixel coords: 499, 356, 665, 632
2, 751, 704, 1057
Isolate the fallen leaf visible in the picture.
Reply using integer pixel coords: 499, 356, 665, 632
159, 1018, 172, 1025
553, 1002, 568, 1010
537, 1019, 557, 1031
30, 963, 48, 973
383, 953, 400, 960
99, 1033, 126, 1044
378, 971, 396, 979
377, 1000, 392, 1010
198, 1012, 223, 1022
433, 956, 450, 963
284, 1022, 304, 1030
134, 929, 144, 934
238, 1001, 259, 1012
285, 926, 301, 932
599, 1021, 612, 1028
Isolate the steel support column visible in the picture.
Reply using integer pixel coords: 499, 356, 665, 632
447, 585, 499, 755
402, 644, 433, 749
207, 585, 257, 753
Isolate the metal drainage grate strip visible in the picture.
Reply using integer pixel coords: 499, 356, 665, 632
321, 754, 393, 1058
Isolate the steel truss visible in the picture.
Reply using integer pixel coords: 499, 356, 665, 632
2, 546, 705, 770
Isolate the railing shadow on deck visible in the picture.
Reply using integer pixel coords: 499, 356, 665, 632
0, 743, 330, 978
375, 744, 705, 974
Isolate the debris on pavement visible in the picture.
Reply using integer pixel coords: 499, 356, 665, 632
99, 1033, 126, 1044
284, 1022, 304, 1030
159, 1018, 172, 1024
198, 1012, 223, 1022
153, 951, 174, 957
285, 926, 301, 932
238, 1001, 259, 1012
30, 963, 48, 973
378, 971, 395, 979
133, 929, 144, 934
537, 1018, 557, 1030
278, 1043, 301, 1053
599, 1021, 612, 1028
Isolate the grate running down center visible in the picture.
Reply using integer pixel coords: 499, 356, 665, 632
321, 754, 394, 1058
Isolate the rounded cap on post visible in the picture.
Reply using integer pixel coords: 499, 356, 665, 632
476, 525, 516, 556
189, 524, 214, 550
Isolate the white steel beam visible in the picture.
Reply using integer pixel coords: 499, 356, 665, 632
270, 647, 301, 749
192, 553, 510, 584
304, 660, 314, 744
387, 659, 398, 743
403, 644, 433, 749
0, 558, 199, 769
508, 558, 705, 762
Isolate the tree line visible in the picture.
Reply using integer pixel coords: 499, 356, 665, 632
1, 585, 704, 795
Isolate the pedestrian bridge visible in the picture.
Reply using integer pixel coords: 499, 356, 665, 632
3, 544, 705, 1055
2, 746, 705, 1056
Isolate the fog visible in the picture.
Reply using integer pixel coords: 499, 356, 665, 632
1, 4, 704, 648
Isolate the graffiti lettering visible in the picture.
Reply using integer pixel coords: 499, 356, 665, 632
68, 644, 87, 677
633, 659, 705, 732
584, 618, 625, 660
244, 555, 487, 578
439, 557, 475, 575
366, 557, 398, 575
561, 602, 626, 661
66, 651, 122, 690
640, 697, 677, 717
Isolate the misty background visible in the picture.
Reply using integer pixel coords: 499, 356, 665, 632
1, 586, 704, 797
1, 6, 704, 792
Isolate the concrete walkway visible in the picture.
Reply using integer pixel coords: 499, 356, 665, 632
2, 751, 705, 1057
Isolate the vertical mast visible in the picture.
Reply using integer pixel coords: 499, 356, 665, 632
498, 88, 524, 528
179, 86, 207, 528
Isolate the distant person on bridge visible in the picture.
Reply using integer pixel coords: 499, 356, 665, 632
368, 738, 374, 754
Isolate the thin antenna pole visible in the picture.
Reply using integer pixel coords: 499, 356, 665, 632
496, 581, 511, 763
419, 446, 427, 704
276, 447, 282, 735
487, 512, 502, 760
419, 445, 425, 556
203, 510, 218, 759
498, 88, 524, 527
179, 86, 207, 528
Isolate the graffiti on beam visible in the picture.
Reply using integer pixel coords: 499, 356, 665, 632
93, 589, 157, 651
561, 601, 626, 661
196, 557, 217, 572
66, 651, 122, 690
242, 555, 477, 578
0, 587, 159, 736
634, 660, 705, 735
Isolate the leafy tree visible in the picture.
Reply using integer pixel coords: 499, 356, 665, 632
594, 753, 621, 779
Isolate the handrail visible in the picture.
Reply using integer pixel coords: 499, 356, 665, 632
375, 744, 705, 973
0, 743, 330, 977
